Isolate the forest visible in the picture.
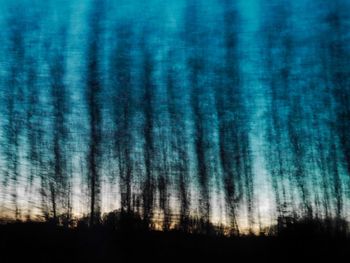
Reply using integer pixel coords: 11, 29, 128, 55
0, 0, 350, 261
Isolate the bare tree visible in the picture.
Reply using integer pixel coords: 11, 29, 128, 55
140, 43, 155, 226
185, 1, 211, 227
86, 0, 104, 226
166, 51, 190, 231
110, 24, 134, 213
47, 26, 71, 224
2, 12, 26, 220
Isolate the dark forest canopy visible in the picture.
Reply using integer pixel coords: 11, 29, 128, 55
0, 0, 349, 234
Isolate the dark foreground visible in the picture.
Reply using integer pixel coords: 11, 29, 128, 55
1, 222, 349, 263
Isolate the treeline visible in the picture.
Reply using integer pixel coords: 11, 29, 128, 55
0, 0, 349, 234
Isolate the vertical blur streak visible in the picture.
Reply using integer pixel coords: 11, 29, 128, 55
86, 0, 104, 226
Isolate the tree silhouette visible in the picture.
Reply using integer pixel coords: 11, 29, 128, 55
140, 42, 155, 227
111, 24, 134, 213
185, 1, 211, 227
85, 0, 104, 226
47, 25, 71, 224
166, 51, 190, 231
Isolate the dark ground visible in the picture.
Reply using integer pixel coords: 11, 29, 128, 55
1, 222, 349, 263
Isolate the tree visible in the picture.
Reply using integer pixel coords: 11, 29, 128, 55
184, 1, 211, 227
140, 43, 155, 226
214, 0, 254, 233
47, 25, 71, 224
110, 24, 134, 213
262, 1, 295, 221
166, 51, 190, 231
1, 10, 26, 220
86, 0, 104, 226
